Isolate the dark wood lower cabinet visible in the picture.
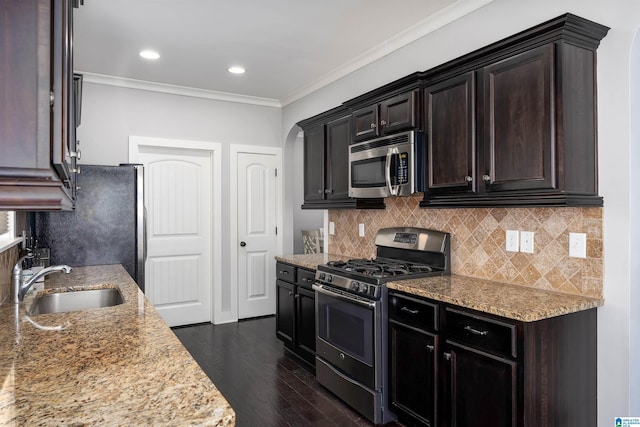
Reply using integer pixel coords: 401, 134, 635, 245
388, 290, 597, 427
295, 286, 316, 361
275, 262, 316, 368
389, 320, 437, 426
444, 343, 517, 427
275, 280, 295, 346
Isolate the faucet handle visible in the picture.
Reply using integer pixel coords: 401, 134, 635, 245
13, 252, 34, 272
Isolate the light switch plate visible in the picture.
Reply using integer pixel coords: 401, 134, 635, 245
358, 223, 365, 237
329, 222, 335, 235
520, 231, 535, 254
569, 232, 587, 258
506, 230, 519, 252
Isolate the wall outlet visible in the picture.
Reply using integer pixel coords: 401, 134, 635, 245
358, 223, 365, 237
506, 230, 519, 252
520, 231, 535, 253
569, 232, 587, 258
329, 222, 335, 235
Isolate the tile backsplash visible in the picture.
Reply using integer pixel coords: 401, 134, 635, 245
328, 195, 603, 298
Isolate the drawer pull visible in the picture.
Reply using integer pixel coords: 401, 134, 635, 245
464, 325, 488, 336
279, 270, 289, 275
400, 306, 419, 315
426, 344, 434, 352
443, 352, 451, 361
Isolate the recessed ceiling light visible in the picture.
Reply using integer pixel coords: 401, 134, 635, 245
228, 66, 246, 74
139, 50, 160, 60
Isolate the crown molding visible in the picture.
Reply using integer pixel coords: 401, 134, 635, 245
78, 72, 282, 108
280, 0, 495, 106
79, 0, 493, 109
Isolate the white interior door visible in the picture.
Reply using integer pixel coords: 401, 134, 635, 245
137, 145, 213, 327
236, 151, 279, 319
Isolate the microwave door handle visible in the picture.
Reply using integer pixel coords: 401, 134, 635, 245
387, 148, 400, 196
385, 149, 394, 196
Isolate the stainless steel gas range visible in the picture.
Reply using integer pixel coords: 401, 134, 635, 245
313, 227, 451, 425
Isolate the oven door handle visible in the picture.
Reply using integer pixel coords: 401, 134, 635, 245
312, 284, 376, 309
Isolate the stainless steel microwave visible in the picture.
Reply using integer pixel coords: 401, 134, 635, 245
348, 130, 424, 198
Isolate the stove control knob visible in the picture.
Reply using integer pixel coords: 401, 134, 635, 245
319, 273, 326, 281
360, 284, 368, 294
352, 281, 359, 291
326, 274, 333, 283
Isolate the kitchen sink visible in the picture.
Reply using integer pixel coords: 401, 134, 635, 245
28, 287, 124, 315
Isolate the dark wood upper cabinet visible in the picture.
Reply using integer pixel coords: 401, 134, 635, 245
297, 13, 608, 208
325, 116, 351, 201
425, 72, 476, 195
352, 90, 419, 143
421, 14, 608, 207
480, 45, 555, 193
0, 0, 81, 210
302, 124, 325, 203
352, 104, 378, 142
299, 109, 385, 210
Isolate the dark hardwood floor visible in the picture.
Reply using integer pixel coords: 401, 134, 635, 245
172, 316, 400, 427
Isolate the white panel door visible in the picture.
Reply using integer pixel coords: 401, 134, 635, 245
138, 146, 212, 326
237, 152, 278, 319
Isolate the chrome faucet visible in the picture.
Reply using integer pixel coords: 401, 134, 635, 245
12, 253, 72, 303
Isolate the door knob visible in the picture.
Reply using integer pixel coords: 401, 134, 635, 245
240, 241, 246, 247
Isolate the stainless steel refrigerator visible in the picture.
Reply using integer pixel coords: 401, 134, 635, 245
35, 164, 146, 291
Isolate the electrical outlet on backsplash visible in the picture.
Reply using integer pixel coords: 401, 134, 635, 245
328, 195, 603, 298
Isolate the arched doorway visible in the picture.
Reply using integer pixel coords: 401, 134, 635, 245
283, 125, 325, 255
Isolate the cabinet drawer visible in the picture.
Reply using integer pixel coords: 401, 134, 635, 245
389, 293, 438, 332
276, 263, 296, 283
445, 308, 517, 358
297, 268, 316, 290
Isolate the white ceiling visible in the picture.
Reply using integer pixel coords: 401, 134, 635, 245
74, 0, 488, 105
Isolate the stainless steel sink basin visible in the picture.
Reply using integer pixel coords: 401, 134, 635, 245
28, 287, 124, 315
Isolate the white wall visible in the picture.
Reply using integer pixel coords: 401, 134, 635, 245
282, 0, 640, 423
629, 29, 640, 411
77, 82, 282, 323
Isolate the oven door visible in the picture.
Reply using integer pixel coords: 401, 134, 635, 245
313, 283, 378, 390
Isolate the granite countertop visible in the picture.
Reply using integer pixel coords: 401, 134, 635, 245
275, 253, 348, 271
276, 254, 603, 322
0, 264, 235, 426
387, 275, 603, 322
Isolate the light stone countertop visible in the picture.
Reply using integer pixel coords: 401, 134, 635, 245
0, 264, 235, 426
276, 254, 603, 322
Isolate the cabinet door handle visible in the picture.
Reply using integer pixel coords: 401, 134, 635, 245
324, 189, 333, 194
482, 174, 491, 182
443, 352, 451, 361
380, 119, 387, 126
426, 344, 435, 352
464, 175, 473, 182
464, 325, 488, 336
400, 306, 419, 315
288, 291, 294, 296
370, 123, 377, 129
